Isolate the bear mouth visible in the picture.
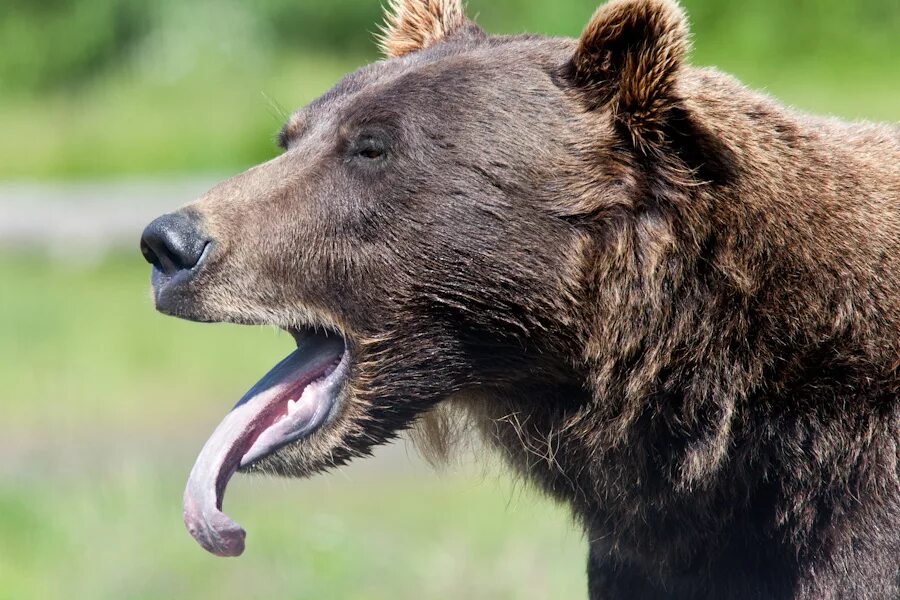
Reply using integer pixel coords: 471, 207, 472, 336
182, 326, 348, 557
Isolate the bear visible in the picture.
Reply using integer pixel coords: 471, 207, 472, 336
139, 0, 900, 598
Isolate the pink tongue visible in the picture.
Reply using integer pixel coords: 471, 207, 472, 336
182, 334, 344, 557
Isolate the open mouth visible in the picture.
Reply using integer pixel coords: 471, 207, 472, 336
182, 326, 348, 557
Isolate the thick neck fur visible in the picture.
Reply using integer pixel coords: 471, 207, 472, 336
473, 66, 900, 597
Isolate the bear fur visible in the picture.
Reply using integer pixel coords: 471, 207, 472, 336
149, 0, 900, 597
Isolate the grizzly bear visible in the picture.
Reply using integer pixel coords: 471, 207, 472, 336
139, 0, 900, 597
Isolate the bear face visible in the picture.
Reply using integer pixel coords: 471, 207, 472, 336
141, 0, 900, 594
144, 0, 655, 557
173, 37, 595, 547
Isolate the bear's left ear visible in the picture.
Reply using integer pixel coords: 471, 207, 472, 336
378, 0, 482, 59
569, 0, 689, 150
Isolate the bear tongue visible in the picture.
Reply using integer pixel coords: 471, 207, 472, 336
182, 334, 344, 557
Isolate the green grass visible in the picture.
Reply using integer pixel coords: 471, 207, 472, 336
0, 253, 585, 599
0, 54, 364, 180
0, 254, 288, 428
0, 466, 585, 600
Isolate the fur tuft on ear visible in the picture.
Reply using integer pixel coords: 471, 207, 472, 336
570, 0, 689, 149
378, 0, 473, 58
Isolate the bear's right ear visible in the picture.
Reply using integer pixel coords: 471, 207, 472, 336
378, 0, 483, 59
569, 0, 689, 150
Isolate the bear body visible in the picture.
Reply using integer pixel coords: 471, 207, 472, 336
142, 0, 900, 597
476, 64, 900, 599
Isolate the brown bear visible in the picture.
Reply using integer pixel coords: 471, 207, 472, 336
139, 0, 900, 597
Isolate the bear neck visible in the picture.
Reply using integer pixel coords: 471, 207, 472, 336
572, 69, 897, 468
477, 65, 899, 581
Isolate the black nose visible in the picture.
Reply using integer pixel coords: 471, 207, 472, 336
140, 212, 210, 276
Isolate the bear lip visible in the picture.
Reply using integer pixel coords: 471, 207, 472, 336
182, 327, 347, 557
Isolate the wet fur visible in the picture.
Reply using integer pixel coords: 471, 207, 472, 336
167, 1, 900, 597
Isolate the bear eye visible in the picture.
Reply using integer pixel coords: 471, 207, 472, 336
351, 135, 388, 161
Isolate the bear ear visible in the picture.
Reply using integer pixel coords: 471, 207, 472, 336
569, 0, 689, 149
378, 0, 481, 58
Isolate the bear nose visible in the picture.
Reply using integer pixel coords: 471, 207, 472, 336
140, 212, 210, 276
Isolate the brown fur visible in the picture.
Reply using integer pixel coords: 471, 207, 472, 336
148, 1, 900, 597
571, 0, 689, 150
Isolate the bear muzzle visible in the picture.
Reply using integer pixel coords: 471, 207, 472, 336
140, 210, 215, 319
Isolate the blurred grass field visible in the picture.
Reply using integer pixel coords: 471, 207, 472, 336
0, 256, 584, 600
1, 0, 897, 598
2, 457, 585, 600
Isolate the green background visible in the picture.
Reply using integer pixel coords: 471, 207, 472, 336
2, 0, 898, 179
1, 1, 897, 598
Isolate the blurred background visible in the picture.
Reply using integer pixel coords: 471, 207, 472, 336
0, 1, 897, 598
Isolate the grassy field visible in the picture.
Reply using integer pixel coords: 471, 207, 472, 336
0, 54, 360, 180
0, 254, 585, 600
1, 460, 585, 600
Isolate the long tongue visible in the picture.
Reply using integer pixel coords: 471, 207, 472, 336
183, 333, 344, 557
